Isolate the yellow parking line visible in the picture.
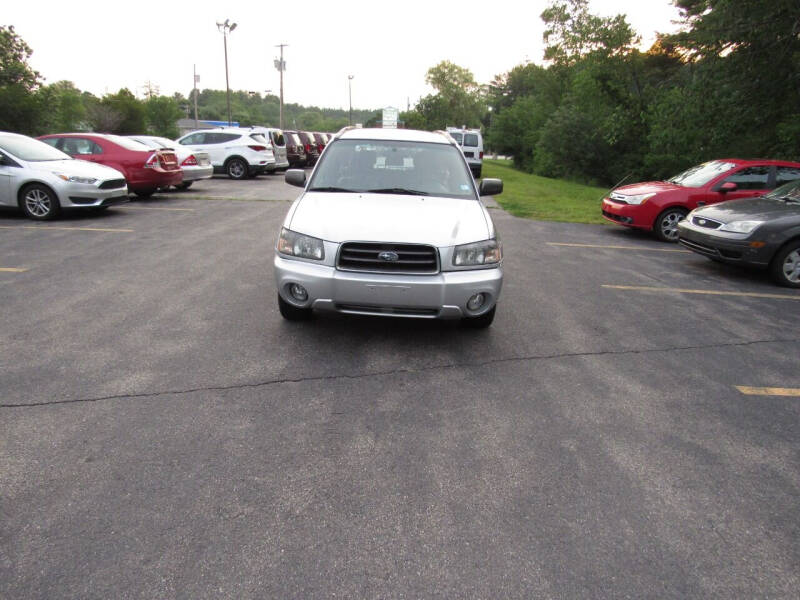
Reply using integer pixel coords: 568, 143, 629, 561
736, 386, 800, 397
0, 225, 133, 233
548, 242, 690, 253
602, 285, 800, 301
119, 205, 195, 212
0, 267, 27, 273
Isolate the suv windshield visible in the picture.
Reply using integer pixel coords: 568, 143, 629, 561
308, 139, 476, 199
668, 160, 736, 188
0, 135, 71, 162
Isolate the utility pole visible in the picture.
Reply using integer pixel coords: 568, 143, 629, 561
348, 75, 354, 126
274, 44, 287, 129
193, 65, 199, 129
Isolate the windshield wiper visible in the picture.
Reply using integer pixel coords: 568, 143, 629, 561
308, 186, 357, 193
366, 187, 430, 196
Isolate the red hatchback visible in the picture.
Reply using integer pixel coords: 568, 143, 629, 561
601, 159, 800, 241
39, 133, 183, 197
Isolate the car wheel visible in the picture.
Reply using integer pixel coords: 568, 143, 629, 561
226, 158, 248, 180
769, 240, 800, 288
654, 208, 687, 242
135, 190, 155, 198
176, 181, 193, 190
20, 184, 60, 220
462, 305, 496, 329
278, 294, 313, 321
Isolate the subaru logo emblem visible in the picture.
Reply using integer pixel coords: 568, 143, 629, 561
378, 251, 399, 262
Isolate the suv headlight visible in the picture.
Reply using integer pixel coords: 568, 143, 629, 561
277, 227, 325, 260
452, 239, 502, 267
719, 220, 764, 234
621, 192, 656, 205
54, 173, 98, 185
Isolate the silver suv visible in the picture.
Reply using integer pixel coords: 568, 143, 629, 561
273, 128, 504, 327
176, 128, 275, 179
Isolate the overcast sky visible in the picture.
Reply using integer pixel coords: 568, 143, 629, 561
6, 1, 683, 111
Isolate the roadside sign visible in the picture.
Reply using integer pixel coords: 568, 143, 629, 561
382, 107, 398, 129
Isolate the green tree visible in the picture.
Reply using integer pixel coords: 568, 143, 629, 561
38, 81, 87, 132
98, 88, 146, 134
0, 25, 44, 133
410, 61, 486, 130
145, 95, 182, 138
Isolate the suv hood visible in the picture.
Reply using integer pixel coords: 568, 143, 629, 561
29, 159, 124, 179
695, 196, 800, 222
289, 192, 490, 247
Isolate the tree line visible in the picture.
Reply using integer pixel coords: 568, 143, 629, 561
0, 25, 378, 139
400, 0, 800, 186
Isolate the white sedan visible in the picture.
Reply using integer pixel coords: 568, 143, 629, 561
0, 131, 128, 220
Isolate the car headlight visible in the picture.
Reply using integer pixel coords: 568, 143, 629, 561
277, 227, 325, 260
452, 239, 502, 267
620, 192, 656, 205
719, 220, 764, 234
53, 173, 98, 184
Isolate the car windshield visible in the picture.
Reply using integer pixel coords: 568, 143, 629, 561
764, 179, 800, 203
308, 139, 476, 199
0, 135, 71, 162
105, 135, 152, 151
668, 160, 737, 188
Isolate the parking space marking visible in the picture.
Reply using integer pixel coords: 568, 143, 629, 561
0, 225, 133, 233
736, 386, 800, 397
602, 285, 800, 301
0, 267, 28, 273
548, 242, 690, 253
119, 205, 195, 212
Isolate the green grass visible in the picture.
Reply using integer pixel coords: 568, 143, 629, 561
483, 159, 608, 224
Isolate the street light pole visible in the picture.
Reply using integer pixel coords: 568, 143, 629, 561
274, 44, 287, 130
216, 19, 237, 127
348, 75, 354, 126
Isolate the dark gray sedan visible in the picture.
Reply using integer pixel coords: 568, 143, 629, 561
677, 179, 800, 287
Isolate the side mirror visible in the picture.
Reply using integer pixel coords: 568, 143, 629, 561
285, 169, 307, 188
719, 182, 738, 193
479, 178, 503, 197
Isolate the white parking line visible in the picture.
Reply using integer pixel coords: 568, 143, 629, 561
0, 225, 133, 233
119, 205, 195, 212
602, 285, 800, 301
548, 242, 690, 253
736, 386, 800, 397
0, 267, 28, 273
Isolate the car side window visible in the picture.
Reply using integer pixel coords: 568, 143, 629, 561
721, 166, 771, 190
463, 134, 479, 147
776, 166, 800, 186
62, 138, 100, 155
218, 133, 240, 143
41, 138, 60, 148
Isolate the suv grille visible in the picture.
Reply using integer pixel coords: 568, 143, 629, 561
337, 242, 439, 274
99, 179, 126, 190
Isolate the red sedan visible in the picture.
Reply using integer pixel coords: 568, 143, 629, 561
39, 133, 182, 197
601, 159, 800, 241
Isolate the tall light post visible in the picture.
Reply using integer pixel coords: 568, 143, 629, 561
274, 44, 287, 129
216, 19, 237, 126
348, 75, 354, 126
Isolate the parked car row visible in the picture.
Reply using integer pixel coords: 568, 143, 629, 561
601, 158, 800, 287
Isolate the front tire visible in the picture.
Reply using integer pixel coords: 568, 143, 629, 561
20, 184, 60, 220
226, 158, 248, 180
653, 208, 687, 242
176, 181, 193, 190
769, 240, 800, 288
278, 295, 313, 321
462, 305, 496, 329
134, 189, 155, 199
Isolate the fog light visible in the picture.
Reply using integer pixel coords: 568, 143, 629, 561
289, 283, 308, 302
467, 293, 486, 311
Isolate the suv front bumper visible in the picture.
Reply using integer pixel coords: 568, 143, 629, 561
274, 255, 503, 319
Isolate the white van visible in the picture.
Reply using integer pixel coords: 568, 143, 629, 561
248, 127, 290, 171
446, 126, 483, 178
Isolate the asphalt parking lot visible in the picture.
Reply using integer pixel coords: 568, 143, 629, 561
2, 175, 799, 598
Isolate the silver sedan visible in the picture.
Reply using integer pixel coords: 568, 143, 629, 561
0, 131, 128, 220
